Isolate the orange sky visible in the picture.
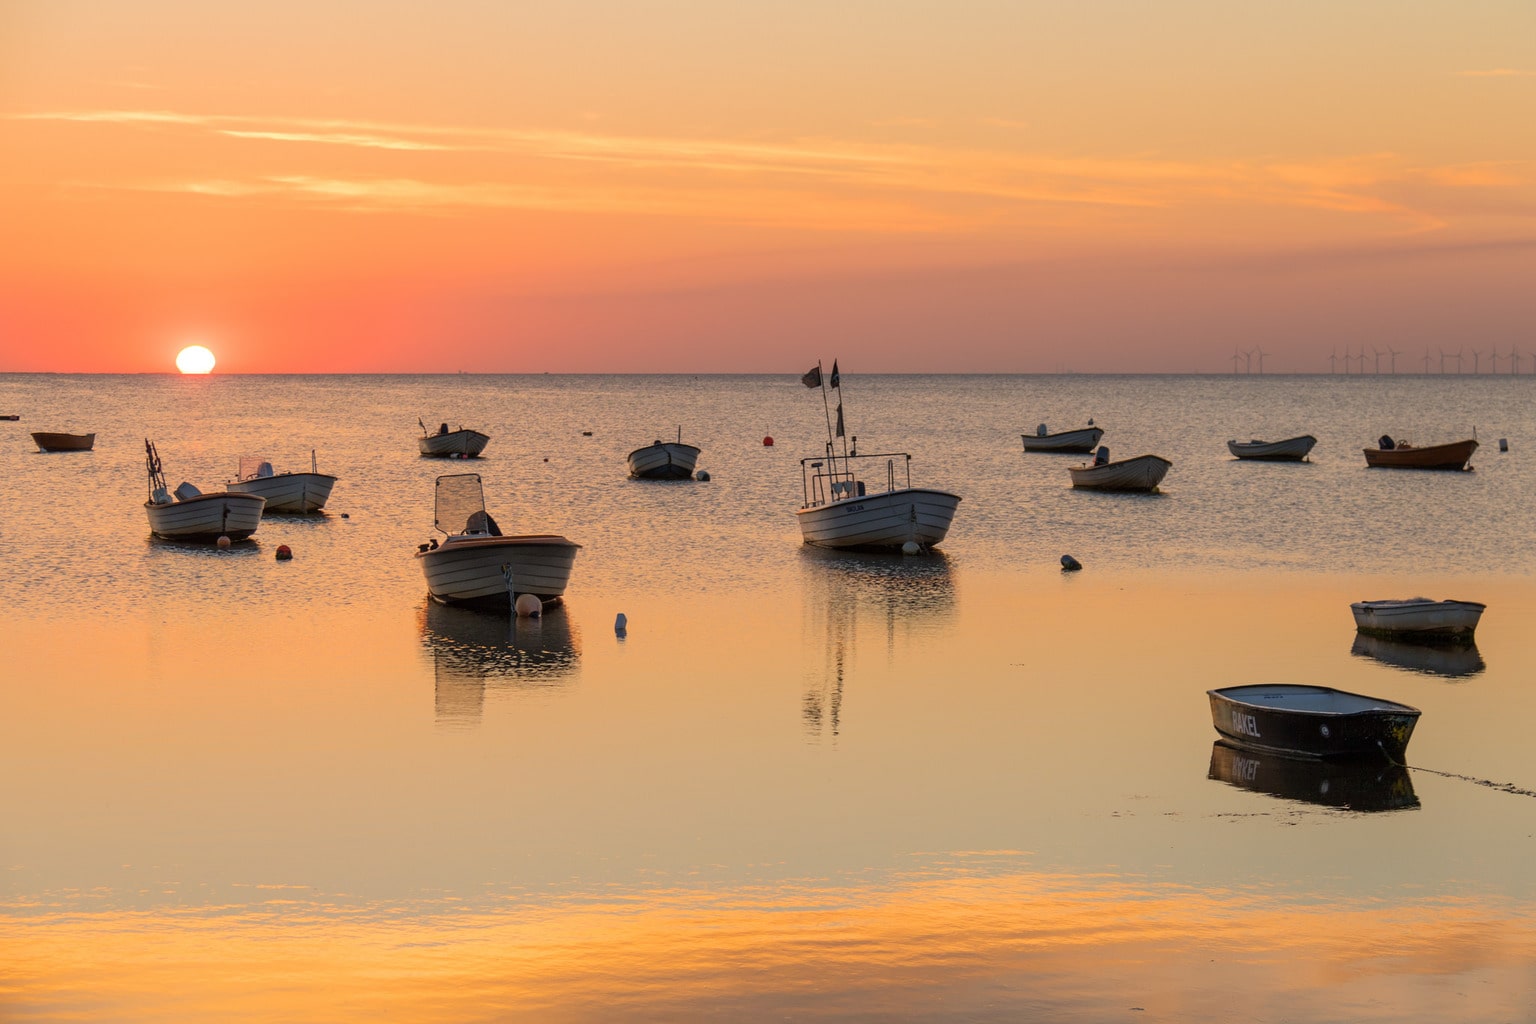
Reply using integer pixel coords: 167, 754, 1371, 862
1, 1, 1532, 373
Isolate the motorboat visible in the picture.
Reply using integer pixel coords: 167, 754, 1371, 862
1207, 684, 1421, 761
1227, 435, 1316, 461
1351, 598, 1485, 643
795, 361, 960, 551
143, 439, 265, 541
418, 419, 490, 458
1022, 423, 1104, 453
1068, 448, 1171, 492
227, 452, 339, 513
32, 431, 95, 452
415, 473, 580, 607
1363, 437, 1476, 470
628, 428, 701, 479
1207, 742, 1419, 811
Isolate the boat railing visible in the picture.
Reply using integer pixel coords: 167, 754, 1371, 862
800, 452, 913, 508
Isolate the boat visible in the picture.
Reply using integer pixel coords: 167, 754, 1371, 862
415, 473, 581, 607
1227, 435, 1316, 461
1207, 742, 1419, 811
1350, 634, 1484, 679
627, 428, 701, 479
795, 361, 961, 551
32, 432, 95, 452
1068, 449, 1172, 492
143, 439, 265, 541
418, 419, 490, 458
1350, 597, 1485, 643
1207, 683, 1421, 761
1022, 423, 1104, 453
0, 414, 18, 421
1363, 437, 1476, 470
226, 452, 339, 513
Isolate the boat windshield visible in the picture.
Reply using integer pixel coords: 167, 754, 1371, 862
433, 473, 489, 535
800, 450, 913, 508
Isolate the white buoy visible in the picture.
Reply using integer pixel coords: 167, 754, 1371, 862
901, 541, 921, 555
514, 593, 542, 618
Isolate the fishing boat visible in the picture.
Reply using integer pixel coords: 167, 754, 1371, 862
1227, 434, 1316, 461
32, 431, 95, 452
627, 428, 701, 479
1068, 449, 1172, 492
795, 361, 961, 551
415, 473, 580, 607
1207, 683, 1421, 761
1350, 634, 1484, 679
227, 452, 339, 513
0, 414, 19, 421
1351, 598, 1485, 642
143, 440, 266, 541
1363, 437, 1476, 470
1022, 423, 1104, 453
1207, 742, 1419, 811
418, 419, 490, 458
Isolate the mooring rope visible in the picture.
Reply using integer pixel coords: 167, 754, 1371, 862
1378, 740, 1536, 799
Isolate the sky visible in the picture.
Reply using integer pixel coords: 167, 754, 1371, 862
1, 0, 1532, 373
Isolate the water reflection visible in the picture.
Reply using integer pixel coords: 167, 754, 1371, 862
799, 549, 956, 742
1350, 633, 1485, 679
418, 600, 580, 724
1207, 741, 1420, 812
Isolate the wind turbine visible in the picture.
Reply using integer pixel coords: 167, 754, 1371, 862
1490, 349, 1502, 373
1372, 346, 1384, 374
1439, 347, 1448, 374
1253, 347, 1268, 374
1454, 346, 1465, 374
1328, 348, 1338, 374
1422, 347, 1432, 374
1388, 346, 1401, 374
1471, 348, 1482, 374
1512, 346, 1523, 375
1232, 347, 1244, 374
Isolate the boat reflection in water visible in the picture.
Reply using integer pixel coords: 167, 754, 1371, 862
1350, 633, 1485, 680
799, 548, 956, 742
418, 600, 580, 725
1208, 741, 1420, 812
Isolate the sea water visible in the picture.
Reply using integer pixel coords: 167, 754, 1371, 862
2, 373, 1535, 1022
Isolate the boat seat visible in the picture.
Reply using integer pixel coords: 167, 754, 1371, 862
257, 461, 274, 477
465, 510, 503, 536
174, 481, 202, 501
151, 487, 174, 505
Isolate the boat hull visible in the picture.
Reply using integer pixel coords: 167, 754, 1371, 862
1207, 684, 1421, 761
228, 472, 338, 513
627, 442, 701, 479
1363, 439, 1476, 470
1022, 427, 1104, 453
416, 534, 581, 606
1227, 435, 1316, 461
145, 492, 267, 541
32, 432, 95, 452
796, 488, 961, 550
1351, 598, 1485, 642
419, 430, 490, 458
1069, 455, 1172, 492
1207, 742, 1419, 811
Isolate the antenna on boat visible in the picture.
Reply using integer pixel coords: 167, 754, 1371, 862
418, 417, 428, 437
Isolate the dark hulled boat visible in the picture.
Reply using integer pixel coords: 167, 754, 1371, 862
1207, 683, 1421, 761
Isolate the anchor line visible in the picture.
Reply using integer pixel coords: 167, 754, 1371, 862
1377, 740, 1536, 799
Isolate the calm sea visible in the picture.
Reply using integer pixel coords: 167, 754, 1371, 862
3, 372, 1536, 1022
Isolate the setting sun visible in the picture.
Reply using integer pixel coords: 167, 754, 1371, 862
175, 345, 216, 374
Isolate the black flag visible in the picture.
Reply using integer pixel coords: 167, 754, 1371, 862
801, 365, 822, 389
835, 401, 845, 437
830, 360, 840, 388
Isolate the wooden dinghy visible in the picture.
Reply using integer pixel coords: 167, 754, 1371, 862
1351, 598, 1485, 643
1227, 434, 1316, 461
32, 431, 95, 452
1068, 450, 1171, 492
1363, 437, 1476, 470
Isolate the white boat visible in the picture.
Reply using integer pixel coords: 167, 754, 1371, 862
415, 473, 581, 607
1227, 435, 1317, 461
1068, 449, 1172, 492
226, 452, 338, 513
628, 428, 701, 479
418, 419, 490, 458
1351, 598, 1485, 642
795, 361, 961, 551
143, 440, 265, 541
1022, 423, 1104, 453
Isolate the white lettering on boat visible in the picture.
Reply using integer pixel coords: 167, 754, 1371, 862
1228, 709, 1261, 737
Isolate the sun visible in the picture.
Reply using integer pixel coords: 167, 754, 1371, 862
176, 345, 217, 374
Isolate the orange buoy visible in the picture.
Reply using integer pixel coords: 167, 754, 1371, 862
763, 436, 774, 446
276, 544, 293, 561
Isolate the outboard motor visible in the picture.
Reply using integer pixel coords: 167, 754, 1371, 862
1093, 446, 1110, 466
1036, 423, 1048, 436
1378, 434, 1395, 450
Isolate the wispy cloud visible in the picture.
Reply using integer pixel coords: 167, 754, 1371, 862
217, 129, 453, 152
